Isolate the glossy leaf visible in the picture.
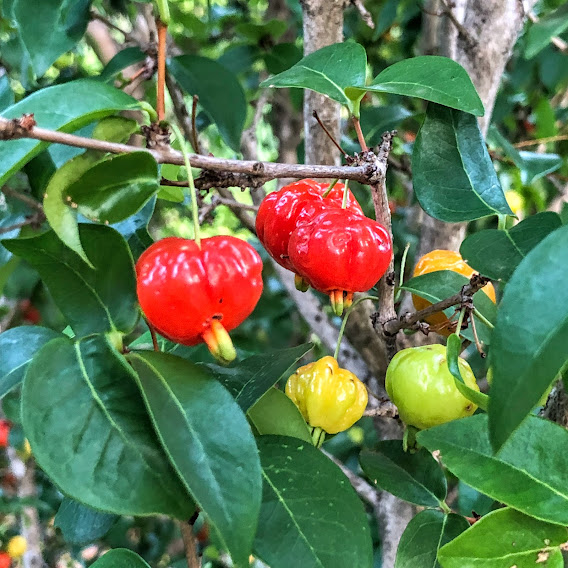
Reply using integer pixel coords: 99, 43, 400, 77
412, 104, 511, 222
65, 152, 159, 224
460, 212, 562, 281
417, 414, 568, 525
8, 0, 91, 77
254, 436, 372, 568
3, 225, 138, 335
100, 47, 146, 81
0, 326, 61, 398
438, 508, 568, 568
248, 388, 311, 443
525, 3, 568, 59
0, 75, 14, 112
128, 351, 261, 567
400, 271, 496, 345
90, 549, 151, 568
446, 334, 488, 411
54, 497, 118, 545
366, 56, 484, 116
203, 343, 313, 412
167, 55, 246, 151
361, 105, 413, 147
260, 42, 367, 105
0, 80, 139, 186
22, 335, 191, 517
489, 224, 568, 450
395, 510, 469, 568
360, 440, 447, 507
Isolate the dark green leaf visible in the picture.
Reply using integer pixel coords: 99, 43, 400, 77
438, 508, 568, 568
489, 224, 568, 450
460, 212, 562, 281
417, 414, 568, 525
446, 334, 488, 411
54, 497, 118, 545
260, 42, 367, 105
400, 271, 496, 345
203, 343, 313, 412
106, 197, 156, 245
100, 47, 146, 81
263, 43, 302, 75
366, 56, 484, 116
90, 549, 151, 568
248, 388, 311, 443
361, 105, 413, 147
126, 227, 153, 261
0, 80, 139, 186
9, 0, 91, 77
168, 55, 247, 151
395, 510, 469, 568
254, 436, 372, 568
0, 75, 14, 112
488, 127, 562, 185
360, 440, 447, 507
525, 3, 568, 59
0, 326, 61, 397
23, 335, 191, 518
0, 193, 32, 266
65, 152, 159, 224
128, 351, 261, 567
3, 225, 138, 335
235, 19, 287, 41
412, 104, 511, 222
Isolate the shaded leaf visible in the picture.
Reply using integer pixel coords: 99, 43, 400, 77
360, 440, 447, 507
23, 335, 191, 518
412, 104, 510, 222
525, 3, 568, 59
168, 55, 247, 151
254, 435, 372, 568
366, 56, 484, 116
0, 80, 139, 186
128, 351, 261, 567
489, 224, 568, 450
417, 414, 568, 525
0, 75, 14, 112
361, 105, 413, 147
460, 212, 562, 281
90, 549, 151, 568
0, 326, 62, 398
3, 225, 138, 335
396, 510, 469, 568
438, 508, 568, 568
100, 47, 146, 81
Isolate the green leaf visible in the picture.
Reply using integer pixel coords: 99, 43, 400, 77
0, 75, 14, 112
417, 414, 568, 526
460, 212, 562, 282
400, 271, 496, 345
0, 326, 62, 398
203, 343, 313, 412
525, 3, 568, 59
395, 510, 469, 568
127, 351, 261, 567
22, 335, 191, 518
361, 105, 413, 147
167, 55, 247, 151
366, 56, 484, 116
248, 388, 311, 443
412, 104, 511, 222
8, 0, 91, 77
54, 497, 118, 545
260, 42, 367, 106
488, 127, 562, 185
3, 224, 138, 336
65, 152, 159, 224
100, 47, 146, 82
235, 19, 287, 42
438, 508, 568, 568
0, 80, 139, 186
446, 334, 489, 411
254, 436, 372, 568
488, 224, 568, 450
0, 193, 32, 266
359, 440, 447, 507
90, 549, 151, 568
263, 43, 302, 75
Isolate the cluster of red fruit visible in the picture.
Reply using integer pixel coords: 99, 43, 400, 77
256, 179, 393, 315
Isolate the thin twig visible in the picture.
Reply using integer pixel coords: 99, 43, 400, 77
179, 521, 200, 568
528, 12, 568, 54
191, 95, 201, 154
90, 10, 132, 39
514, 134, 568, 148
156, 19, 168, 121
352, 116, 368, 152
0, 116, 374, 183
1, 187, 44, 211
351, 0, 375, 29
0, 215, 41, 235
144, 319, 160, 352
313, 110, 348, 157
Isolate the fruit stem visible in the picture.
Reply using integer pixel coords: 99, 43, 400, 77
394, 242, 411, 303
156, 18, 167, 121
321, 179, 339, 198
155, 0, 170, 24
170, 124, 201, 248
472, 308, 495, 330
341, 179, 349, 209
334, 295, 379, 360
352, 115, 368, 152
311, 427, 326, 448
455, 306, 467, 336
